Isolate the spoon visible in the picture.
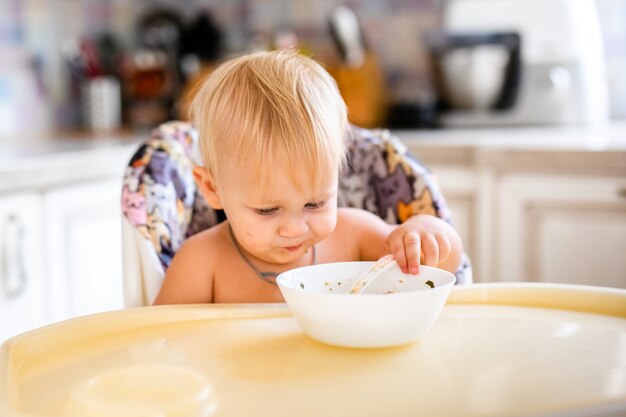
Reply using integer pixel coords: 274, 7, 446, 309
348, 255, 396, 295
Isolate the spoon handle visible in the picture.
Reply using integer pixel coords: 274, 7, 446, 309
348, 255, 396, 295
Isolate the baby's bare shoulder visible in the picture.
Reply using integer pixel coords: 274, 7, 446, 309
336, 207, 389, 228
335, 208, 392, 239
154, 224, 228, 304
180, 224, 227, 258
334, 208, 393, 261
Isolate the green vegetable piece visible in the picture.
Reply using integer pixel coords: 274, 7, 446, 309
300, 282, 305, 289
425, 280, 435, 288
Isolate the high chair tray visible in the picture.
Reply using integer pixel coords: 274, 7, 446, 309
2, 283, 625, 417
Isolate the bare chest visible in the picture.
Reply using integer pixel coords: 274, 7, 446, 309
213, 260, 285, 303
212, 239, 359, 303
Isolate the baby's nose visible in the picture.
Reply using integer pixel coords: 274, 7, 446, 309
278, 213, 309, 237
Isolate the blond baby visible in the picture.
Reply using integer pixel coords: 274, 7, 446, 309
154, 50, 462, 304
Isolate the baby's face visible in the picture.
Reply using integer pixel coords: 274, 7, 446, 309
217, 163, 338, 266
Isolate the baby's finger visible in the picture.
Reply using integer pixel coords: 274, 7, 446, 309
421, 234, 439, 267
387, 235, 408, 273
435, 232, 452, 263
404, 231, 421, 274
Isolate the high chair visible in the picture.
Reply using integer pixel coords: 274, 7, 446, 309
121, 121, 472, 307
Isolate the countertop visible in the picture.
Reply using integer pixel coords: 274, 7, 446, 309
1, 122, 625, 194
0, 130, 142, 193
395, 122, 626, 174
396, 122, 626, 150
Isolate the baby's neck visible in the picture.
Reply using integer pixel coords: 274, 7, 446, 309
227, 224, 316, 286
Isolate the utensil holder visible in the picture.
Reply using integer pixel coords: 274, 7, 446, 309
82, 76, 121, 131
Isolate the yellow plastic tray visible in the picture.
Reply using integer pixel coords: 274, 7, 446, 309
2, 283, 626, 417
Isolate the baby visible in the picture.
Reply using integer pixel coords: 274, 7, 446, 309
154, 50, 463, 304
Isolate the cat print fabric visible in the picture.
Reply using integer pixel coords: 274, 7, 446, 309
339, 126, 471, 283
122, 121, 219, 270
122, 122, 472, 283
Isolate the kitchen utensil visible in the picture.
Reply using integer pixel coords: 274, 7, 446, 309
348, 254, 396, 294
328, 5, 387, 127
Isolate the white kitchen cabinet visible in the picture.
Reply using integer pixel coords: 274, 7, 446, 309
405, 126, 626, 287
44, 179, 124, 322
0, 192, 47, 343
494, 173, 626, 288
427, 164, 482, 279
0, 137, 137, 342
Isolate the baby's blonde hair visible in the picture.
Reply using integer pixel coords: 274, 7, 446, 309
191, 49, 348, 189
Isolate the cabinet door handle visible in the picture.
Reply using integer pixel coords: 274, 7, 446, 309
2, 214, 28, 298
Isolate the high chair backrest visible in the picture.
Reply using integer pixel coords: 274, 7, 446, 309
121, 121, 471, 307
121, 121, 220, 307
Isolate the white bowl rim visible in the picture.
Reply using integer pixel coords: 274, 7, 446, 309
276, 262, 456, 298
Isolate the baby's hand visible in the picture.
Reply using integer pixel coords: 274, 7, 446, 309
386, 214, 453, 275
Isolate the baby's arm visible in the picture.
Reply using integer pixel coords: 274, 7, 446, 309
153, 234, 215, 305
339, 208, 463, 276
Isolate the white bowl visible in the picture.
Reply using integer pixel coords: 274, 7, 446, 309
277, 261, 456, 348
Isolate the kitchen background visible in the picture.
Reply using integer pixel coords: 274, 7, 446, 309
1, 0, 626, 137
1, 0, 625, 342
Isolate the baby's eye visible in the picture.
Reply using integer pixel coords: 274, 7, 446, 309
305, 201, 326, 210
254, 207, 278, 216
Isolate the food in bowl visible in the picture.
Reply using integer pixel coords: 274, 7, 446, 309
277, 261, 455, 348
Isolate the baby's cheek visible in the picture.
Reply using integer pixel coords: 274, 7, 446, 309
311, 212, 337, 240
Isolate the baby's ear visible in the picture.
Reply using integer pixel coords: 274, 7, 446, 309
193, 166, 223, 209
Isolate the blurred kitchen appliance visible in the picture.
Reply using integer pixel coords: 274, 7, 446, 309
428, 0, 608, 127
0, 49, 50, 136
126, 8, 184, 128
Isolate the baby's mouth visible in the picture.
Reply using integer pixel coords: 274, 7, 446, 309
284, 244, 302, 252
